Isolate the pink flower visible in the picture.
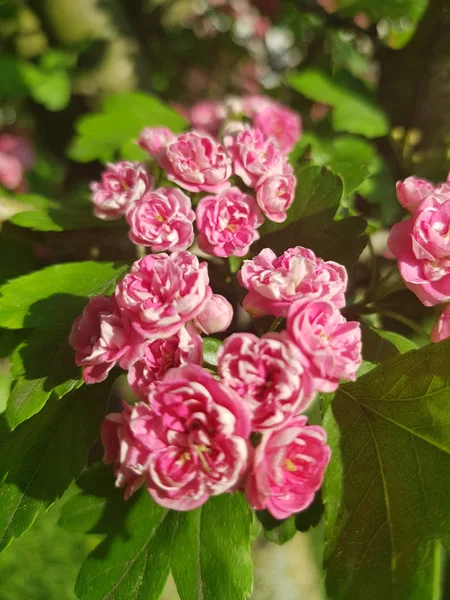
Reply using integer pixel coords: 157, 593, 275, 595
128, 325, 202, 400
0, 133, 35, 170
245, 416, 331, 519
431, 306, 450, 342
242, 95, 273, 117
69, 296, 144, 384
126, 187, 195, 252
286, 299, 362, 392
116, 251, 212, 339
253, 105, 302, 155
189, 100, 226, 135
134, 364, 251, 510
226, 127, 284, 188
102, 403, 147, 499
196, 187, 264, 257
90, 161, 152, 220
162, 132, 231, 193
256, 173, 296, 222
238, 246, 348, 318
0, 152, 23, 190
193, 294, 233, 334
388, 193, 450, 306
396, 176, 434, 214
218, 332, 315, 431
138, 127, 176, 159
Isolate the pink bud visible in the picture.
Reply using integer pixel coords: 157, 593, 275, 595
396, 176, 434, 214
194, 294, 233, 334
431, 306, 450, 343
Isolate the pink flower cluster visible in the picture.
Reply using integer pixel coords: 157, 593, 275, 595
71, 241, 361, 519
388, 172, 450, 342
89, 97, 301, 257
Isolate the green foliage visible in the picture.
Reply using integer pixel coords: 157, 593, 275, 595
0, 496, 86, 600
337, 0, 429, 21
202, 337, 222, 368
68, 93, 187, 163
288, 68, 389, 138
10, 207, 105, 231
0, 382, 110, 553
323, 340, 450, 599
60, 464, 254, 600
6, 325, 82, 429
0, 261, 128, 329
0, 234, 34, 286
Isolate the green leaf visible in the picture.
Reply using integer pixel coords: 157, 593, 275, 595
69, 92, 187, 163
337, 0, 428, 21
256, 511, 297, 545
304, 134, 376, 197
10, 207, 106, 231
323, 339, 450, 599
171, 494, 253, 600
63, 465, 254, 600
255, 214, 367, 271
360, 322, 401, 364
6, 324, 81, 429
203, 337, 222, 368
260, 165, 343, 236
295, 491, 325, 533
0, 261, 127, 329
0, 382, 110, 552
0, 234, 34, 286
288, 68, 389, 138
374, 329, 417, 354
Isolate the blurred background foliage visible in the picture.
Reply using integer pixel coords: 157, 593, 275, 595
1, 0, 450, 597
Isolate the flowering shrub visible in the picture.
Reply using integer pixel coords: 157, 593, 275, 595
61, 101, 367, 521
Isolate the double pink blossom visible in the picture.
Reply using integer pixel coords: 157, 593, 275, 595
396, 176, 434, 214
238, 246, 348, 318
286, 299, 362, 392
196, 187, 263, 257
138, 127, 176, 160
226, 127, 284, 188
116, 251, 212, 339
256, 173, 296, 222
193, 294, 233, 334
90, 161, 152, 220
218, 332, 315, 431
69, 295, 144, 384
128, 325, 202, 400
189, 101, 227, 135
388, 191, 450, 306
126, 187, 195, 252
431, 305, 450, 343
245, 416, 330, 519
104, 365, 251, 510
253, 104, 302, 155
162, 132, 231, 193
102, 403, 147, 499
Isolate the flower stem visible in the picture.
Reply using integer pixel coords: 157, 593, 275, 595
268, 317, 283, 333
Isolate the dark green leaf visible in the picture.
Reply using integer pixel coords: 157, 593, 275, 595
295, 491, 325, 533
203, 337, 222, 368
256, 511, 297, 545
0, 261, 128, 329
288, 68, 389, 138
374, 329, 417, 354
69, 92, 187, 163
360, 322, 401, 364
0, 382, 110, 552
0, 234, 34, 286
172, 494, 253, 600
64, 464, 254, 600
7, 325, 81, 429
323, 339, 450, 599
260, 165, 343, 236
255, 214, 367, 271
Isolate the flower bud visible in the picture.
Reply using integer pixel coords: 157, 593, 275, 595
194, 294, 233, 334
